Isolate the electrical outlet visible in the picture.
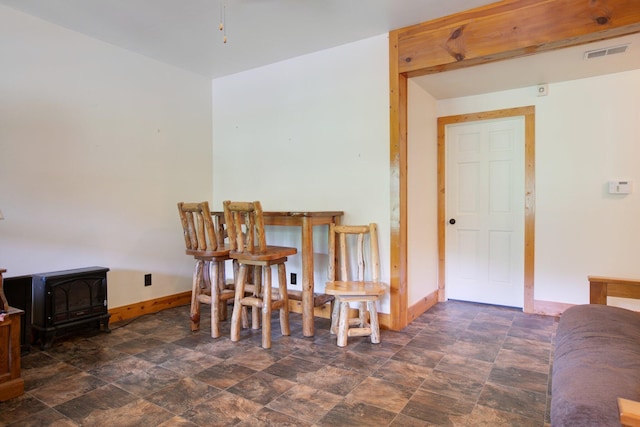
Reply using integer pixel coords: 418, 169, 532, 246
290, 273, 297, 285
144, 274, 152, 286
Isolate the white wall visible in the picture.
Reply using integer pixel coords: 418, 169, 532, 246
0, 5, 213, 308
433, 69, 640, 306
407, 80, 439, 305
6, 4, 633, 318
212, 35, 392, 311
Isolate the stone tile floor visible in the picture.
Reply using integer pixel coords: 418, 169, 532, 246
0, 300, 557, 426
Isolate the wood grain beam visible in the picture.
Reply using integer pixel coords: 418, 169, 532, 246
395, 0, 640, 77
389, 30, 409, 330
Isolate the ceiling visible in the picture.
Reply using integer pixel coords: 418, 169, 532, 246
0, 0, 494, 78
1, 0, 638, 98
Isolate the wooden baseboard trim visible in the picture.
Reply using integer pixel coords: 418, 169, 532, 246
533, 299, 573, 317
407, 290, 439, 324
109, 291, 191, 324
109, 292, 396, 331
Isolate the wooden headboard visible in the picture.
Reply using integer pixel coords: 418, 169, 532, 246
589, 276, 640, 305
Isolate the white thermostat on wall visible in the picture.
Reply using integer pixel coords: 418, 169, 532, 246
608, 180, 632, 194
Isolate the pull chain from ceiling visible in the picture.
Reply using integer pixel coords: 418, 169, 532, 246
219, 0, 227, 43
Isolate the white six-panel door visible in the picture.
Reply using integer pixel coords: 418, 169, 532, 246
445, 116, 525, 308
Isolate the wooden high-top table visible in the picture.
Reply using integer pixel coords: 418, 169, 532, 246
213, 211, 343, 337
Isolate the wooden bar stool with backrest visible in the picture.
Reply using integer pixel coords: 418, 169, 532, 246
178, 202, 235, 338
325, 223, 386, 347
224, 200, 297, 349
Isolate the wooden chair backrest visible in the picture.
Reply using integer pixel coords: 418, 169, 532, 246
328, 223, 380, 282
177, 201, 220, 253
223, 200, 267, 254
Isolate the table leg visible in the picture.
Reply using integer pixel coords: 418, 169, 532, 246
301, 217, 314, 337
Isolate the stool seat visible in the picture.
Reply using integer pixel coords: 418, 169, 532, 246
230, 245, 297, 262
325, 281, 386, 296
186, 247, 230, 258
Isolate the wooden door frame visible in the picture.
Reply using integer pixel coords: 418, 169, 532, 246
388, 0, 640, 329
437, 107, 535, 311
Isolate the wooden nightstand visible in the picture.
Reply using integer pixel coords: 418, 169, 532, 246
0, 306, 24, 401
0, 268, 24, 401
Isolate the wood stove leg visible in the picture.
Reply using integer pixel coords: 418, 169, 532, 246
100, 316, 111, 333
39, 330, 55, 350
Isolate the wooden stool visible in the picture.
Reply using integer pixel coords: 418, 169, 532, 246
325, 223, 386, 347
224, 200, 296, 349
178, 202, 235, 338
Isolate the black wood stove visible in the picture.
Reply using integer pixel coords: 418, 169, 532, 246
5, 267, 111, 350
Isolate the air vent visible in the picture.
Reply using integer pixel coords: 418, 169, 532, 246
584, 44, 629, 60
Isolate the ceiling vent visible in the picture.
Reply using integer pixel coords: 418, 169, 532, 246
584, 44, 629, 60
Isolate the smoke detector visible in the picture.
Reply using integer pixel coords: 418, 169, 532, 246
584, 44, 629, 60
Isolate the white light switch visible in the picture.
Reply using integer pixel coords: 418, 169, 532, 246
608, 181, 632, 194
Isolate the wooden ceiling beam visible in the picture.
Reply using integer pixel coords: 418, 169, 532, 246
395, 0, 640, 77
